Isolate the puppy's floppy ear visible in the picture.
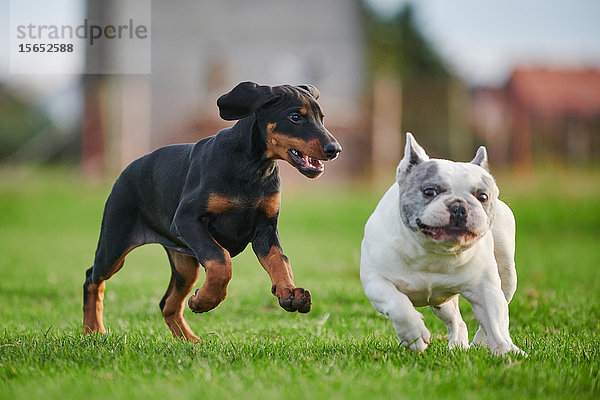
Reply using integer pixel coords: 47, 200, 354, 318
396, 132, 429, 180
470, 146, 489, 171
296, 84, 320, 100
217, 81, 277, 121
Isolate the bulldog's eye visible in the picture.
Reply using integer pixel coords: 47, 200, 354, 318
423, 188, 437, 197
477, 193, 489, 202
288, 113, 302, 123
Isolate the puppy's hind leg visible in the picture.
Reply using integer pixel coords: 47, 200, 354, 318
83, 185, 141, 335
430, 295, 468, 350
83, 266, 106, 334
83, 245, 134, 335
160, 249, 201, 341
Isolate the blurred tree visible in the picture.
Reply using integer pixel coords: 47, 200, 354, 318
366, 4, 448, 80
0, 85, 73, 163
365, 3, 471, 160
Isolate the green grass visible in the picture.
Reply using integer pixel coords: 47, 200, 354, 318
0, 166, 599, 399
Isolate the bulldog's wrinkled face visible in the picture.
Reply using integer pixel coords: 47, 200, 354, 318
396, 133, 498, 247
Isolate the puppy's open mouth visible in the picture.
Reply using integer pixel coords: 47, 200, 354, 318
288, 149, 325, 178
416, 219, 477, 243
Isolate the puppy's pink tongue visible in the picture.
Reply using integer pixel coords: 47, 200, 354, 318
302, 154, 324, 171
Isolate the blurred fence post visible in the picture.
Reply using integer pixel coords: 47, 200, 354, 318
371, 74, 402, 181
81, 75, 106, 179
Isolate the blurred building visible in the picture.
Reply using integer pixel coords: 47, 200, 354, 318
83, 0, 368, 181
365, 5, 473, 175
472, 67, 600, 166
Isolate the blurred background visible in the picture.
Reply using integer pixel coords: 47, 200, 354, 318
1, 0, 600, 184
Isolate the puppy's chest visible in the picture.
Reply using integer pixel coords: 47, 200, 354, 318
202, 191, 280, 255
205, 192, 280, 219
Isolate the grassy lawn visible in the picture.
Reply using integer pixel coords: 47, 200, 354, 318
0, 166, 598, 399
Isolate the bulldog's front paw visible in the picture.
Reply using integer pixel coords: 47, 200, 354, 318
271, 285, 311, 313
395, 318, 431, 354
403, 335, 430, 353
490, 342, 528, 357
511, 345, 528, 357
448, 322, 469, 350
471, 325, 487, 347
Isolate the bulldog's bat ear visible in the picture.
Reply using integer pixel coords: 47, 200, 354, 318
470, 146, 489, 171
217, 81, 278, 120
296, 84, 320, 100
397, 132, 429, 180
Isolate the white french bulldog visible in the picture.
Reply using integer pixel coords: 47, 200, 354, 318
360, 133, 524, 356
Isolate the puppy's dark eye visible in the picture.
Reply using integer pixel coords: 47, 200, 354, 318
288, 113, 302, 123
423, 188, 437, 197
477, 193, 488, 202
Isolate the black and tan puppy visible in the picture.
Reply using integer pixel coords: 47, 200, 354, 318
83, 82, 341, 341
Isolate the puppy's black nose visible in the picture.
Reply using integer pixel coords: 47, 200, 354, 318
449, 204, 467, 227
323, 142, 342, 160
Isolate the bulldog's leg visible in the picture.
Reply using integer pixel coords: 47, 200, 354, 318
463, 282, 525, 356
471, 324, 488, 347
430, 295, 469, 349
471, 267, 516, 347
493, 200, 518, 302
363, 276, 430, 353
475, 200, 518, 346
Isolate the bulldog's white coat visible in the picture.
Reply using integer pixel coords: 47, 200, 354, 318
360, 133, 524, 355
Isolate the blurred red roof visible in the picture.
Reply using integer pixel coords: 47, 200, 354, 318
508, 67, 600, 117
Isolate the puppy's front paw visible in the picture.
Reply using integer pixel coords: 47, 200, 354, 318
188, 288, 224, 314
272, 285, 311, 313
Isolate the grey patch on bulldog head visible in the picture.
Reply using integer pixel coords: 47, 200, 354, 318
398, 161, 443, 230
398, 160, 438, 186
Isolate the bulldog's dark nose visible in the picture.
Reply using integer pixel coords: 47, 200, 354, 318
323, 142, 342, 160
449, 204, 467, 227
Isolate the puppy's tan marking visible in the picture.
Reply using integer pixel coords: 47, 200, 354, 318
83, 246, 135, 335
188, 252, 233, 314
256, 192, 281, 218
266, 123, 326, 161
83, 281, 106, 334
206, 194, 242, 214
162, 249, 201, 341
257, 245, 295, 296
